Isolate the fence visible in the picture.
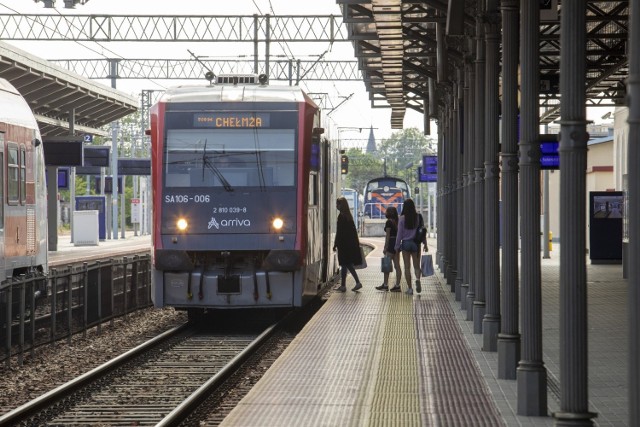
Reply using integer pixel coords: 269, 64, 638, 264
0, 255, 152, 367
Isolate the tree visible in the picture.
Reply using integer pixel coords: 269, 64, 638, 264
341, 148, 384, 193
340, 127, 436, 194
59, 110, 146, 229
378, 128, 435, 186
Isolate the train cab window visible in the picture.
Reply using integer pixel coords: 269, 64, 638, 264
165, 129, 295, 189
7, 143, 19, 205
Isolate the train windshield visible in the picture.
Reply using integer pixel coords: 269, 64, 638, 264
366, 179, 409, 193
164, 128, 295, 189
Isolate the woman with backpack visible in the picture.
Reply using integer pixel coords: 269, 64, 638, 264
394, 198, 427, 295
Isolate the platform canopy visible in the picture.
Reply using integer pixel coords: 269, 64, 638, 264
0, 41, 137, 137
338, 0, 629, 128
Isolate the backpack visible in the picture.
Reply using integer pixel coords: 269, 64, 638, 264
413, 214, 427, 244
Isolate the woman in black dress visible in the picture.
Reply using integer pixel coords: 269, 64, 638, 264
333, 197, 363, 292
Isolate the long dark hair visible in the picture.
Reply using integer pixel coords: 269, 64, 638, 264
385, 206, 399, 226
401, 198, 418, 229
336, 197, 355, 223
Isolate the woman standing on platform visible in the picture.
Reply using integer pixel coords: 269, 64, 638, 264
377, 206, 402, 291
394, 198, 426, 295
333, 197, 363, 292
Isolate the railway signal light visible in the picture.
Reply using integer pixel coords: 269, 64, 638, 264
341, 155, 349, 174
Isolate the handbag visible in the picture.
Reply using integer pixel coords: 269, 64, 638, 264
354, 246, 367, 269
421, 253, 434, 277
381, 255, 393, 273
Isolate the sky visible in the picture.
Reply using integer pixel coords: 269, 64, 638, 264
0, 0, 429, 145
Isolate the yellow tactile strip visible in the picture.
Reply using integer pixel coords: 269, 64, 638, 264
220, 268, 504, 426
367, 292, 423, 426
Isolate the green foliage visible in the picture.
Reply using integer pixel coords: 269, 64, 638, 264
377, 128, 435, 186
59, 174, 138, 229
341, 148, 384, 192
342, 127, 435, 192
57, 110, 147, 230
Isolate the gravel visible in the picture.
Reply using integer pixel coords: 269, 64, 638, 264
0, 307, 187, 416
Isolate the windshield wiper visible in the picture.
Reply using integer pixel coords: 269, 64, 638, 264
201, 138, 233, 192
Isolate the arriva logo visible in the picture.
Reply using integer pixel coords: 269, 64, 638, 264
208, 217, 220, 230
208, 217, 251, 230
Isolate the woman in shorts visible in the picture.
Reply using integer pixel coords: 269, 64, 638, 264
394, 198, 426, 295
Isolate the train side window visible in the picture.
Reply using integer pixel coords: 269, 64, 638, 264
0, 133, 4, 226
20, 145, 26, 204
309, 172, 318, 206
7, 143, 19, 205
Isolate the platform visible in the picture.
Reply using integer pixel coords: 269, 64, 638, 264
48, 231, 151, 267
221, 236, 629, 426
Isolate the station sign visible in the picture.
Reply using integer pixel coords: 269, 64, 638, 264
419, 155, 438, 182
58, 167, 69, 189
95, 176, 123, 194
118, 158, 151, 176
540, 134, 559, 170
131, 198, 141, 224
43, 136, 83, 166
84, 146, 110, 167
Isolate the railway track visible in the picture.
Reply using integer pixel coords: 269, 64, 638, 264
0, 319, 278, 426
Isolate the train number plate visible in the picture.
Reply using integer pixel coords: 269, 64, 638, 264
218, 275, 240, 294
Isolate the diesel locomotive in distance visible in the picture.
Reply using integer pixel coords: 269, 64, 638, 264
149, 74, 341, 316
362, 176, 410, 219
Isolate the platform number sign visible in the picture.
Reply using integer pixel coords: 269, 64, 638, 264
83, 134, 93, 143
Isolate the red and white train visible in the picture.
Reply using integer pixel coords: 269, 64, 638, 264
0, 78, 48, 284
149, 74, 341, 316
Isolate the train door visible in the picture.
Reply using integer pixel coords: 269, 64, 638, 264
0, 133, 5, 283
320, 137, 330, 282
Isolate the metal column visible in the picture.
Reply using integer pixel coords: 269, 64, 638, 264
456, 67, 466, 299
554, 0, 595, 424
110, 59, 119, 240
454, 82, 463, 295
436, 127, 445, 271
461, 47, 475, 310
628, 0, 640, 425
471, 8, 486, 327
442, 108, 459, 283
442, 107, 450, 284
498, 0, 521, 379
482, 0, 501, 351
517, 0, 547, 416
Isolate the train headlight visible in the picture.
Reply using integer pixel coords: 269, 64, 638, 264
272, 217, 284, 231
176, 218, 188, 231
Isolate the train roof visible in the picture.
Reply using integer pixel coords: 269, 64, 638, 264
0, 78, 39, 130
159, 82, 315, 106
366, 176, 408, 184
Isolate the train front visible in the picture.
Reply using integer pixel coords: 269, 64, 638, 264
150, 80, 317, 312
